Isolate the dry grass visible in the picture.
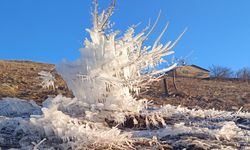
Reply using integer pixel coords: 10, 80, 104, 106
0, 60, 73, 103
142, 77, 250, 111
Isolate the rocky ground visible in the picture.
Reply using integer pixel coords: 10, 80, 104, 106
0, 60, 73, 104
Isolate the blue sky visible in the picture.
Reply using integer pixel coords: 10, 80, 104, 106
0, 0, 250, 71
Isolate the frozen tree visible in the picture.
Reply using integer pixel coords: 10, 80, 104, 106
57, 0, 185, 113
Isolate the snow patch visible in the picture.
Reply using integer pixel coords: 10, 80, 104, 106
0, 98, 41, 118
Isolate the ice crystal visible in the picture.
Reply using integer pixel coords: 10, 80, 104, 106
38, 71, 55, 90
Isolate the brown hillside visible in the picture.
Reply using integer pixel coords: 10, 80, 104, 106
0, 60, 73, 103
1, 60, 250, 112
142, 77, 250, 111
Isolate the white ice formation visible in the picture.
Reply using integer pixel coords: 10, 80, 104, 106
0, 98, 41, 118
38, 71, 55, 90
57, 0, 182, 113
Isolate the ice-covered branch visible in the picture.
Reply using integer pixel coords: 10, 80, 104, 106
58, 0, 184, 112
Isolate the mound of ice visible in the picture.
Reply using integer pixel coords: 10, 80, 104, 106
0, 98, 41, 118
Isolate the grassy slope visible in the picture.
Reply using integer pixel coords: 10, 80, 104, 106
0, 60, 73, 103
143, 77, 250, 111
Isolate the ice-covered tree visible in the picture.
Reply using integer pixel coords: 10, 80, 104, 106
57, 0, 185, 114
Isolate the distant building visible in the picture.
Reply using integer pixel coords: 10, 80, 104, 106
166, 65, 210, 79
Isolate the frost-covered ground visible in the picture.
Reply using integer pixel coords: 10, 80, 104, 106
1, 96, 250, 149
1, 1, 250, 149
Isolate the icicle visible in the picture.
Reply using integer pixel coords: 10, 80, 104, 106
32, 138, 46, 150
133, 117, 138, 125
145, 116, 150, 129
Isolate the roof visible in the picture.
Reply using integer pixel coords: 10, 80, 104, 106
165, 65, 210, 73
190, 65, 210, 72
